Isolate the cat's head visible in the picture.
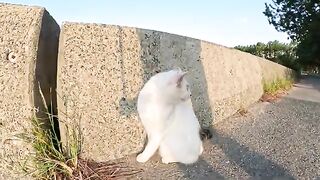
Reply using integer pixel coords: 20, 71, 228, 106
162, 68, 191, 103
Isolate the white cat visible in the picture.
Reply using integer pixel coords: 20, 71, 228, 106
136, 68, 203, 164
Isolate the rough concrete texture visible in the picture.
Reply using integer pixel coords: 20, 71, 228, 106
57, 24, 146, 162
57, 23, 295, 162
0, 3, 59, 179
258, 57, 295, 83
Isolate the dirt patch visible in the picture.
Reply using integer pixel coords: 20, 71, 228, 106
260, 90, 289, 103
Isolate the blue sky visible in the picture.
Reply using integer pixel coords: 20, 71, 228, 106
4, 0, 290, 47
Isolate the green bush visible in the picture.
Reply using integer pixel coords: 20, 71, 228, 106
263, 78, 294, 95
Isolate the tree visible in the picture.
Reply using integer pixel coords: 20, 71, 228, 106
264, 0, 320, 66
235, 41, 299, 70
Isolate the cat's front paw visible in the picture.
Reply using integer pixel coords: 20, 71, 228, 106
136, 153, 148, 163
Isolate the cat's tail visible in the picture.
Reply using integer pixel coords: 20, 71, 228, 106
200, 127, 213, 141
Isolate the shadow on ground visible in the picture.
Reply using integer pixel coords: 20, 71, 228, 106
177, 158, 225, 180
210, 128, 294, 179
293, 75, 320, 91
173, 126, 294, 179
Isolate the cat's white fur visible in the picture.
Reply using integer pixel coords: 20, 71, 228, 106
136, 68, 203, 164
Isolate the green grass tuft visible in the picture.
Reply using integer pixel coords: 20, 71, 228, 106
17, 85, 142, 179
19, 115, 80, 179
263, 78, 294, 95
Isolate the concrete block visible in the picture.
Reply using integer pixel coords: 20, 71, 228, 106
201, 46, 264, 123
57, 24, 146, 162
258, 58, 295, 83
0, 3, 59, 179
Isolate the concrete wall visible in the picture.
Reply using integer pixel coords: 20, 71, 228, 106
57, 23, 294, 162
0, 3, 59, 179
258, 57, 296, 83
0, 2, 295, 173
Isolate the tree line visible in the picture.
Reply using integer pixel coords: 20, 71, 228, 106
235, 0, 319, 72
235, 41, 299, 71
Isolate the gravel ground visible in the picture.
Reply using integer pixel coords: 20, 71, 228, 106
118, 75, 320, 180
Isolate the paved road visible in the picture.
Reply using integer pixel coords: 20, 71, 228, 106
122, 75, 320, 180
287, 75, 320, 103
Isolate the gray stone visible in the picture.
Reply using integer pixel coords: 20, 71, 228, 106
0, 3, 59, 179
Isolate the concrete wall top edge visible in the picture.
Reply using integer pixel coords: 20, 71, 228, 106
225, 45, 294, 72
61, 21, 232, 50
61, 22, 293, 71
0, 2, 59, 28
0, 2, 294, 73
0, 2, 45, 11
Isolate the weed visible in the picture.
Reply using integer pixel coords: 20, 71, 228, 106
263, 78, 294, 95
237, 106, 249, 117
17, 86, 142, 179
260, 78, 294, 102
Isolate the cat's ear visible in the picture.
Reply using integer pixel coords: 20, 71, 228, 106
176, 72, 187, 87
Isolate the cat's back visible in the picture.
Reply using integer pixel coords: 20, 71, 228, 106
174, 102, 200, 131
164, 101, 200, 143
138, 71, 167, 96
160, 101, 202, 164
137, 70, 175, 105
137, 71, 172, 122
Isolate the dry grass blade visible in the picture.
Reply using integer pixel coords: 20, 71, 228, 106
20, 85, 143, 179
74, 158, 143, 180
261, 78, 294, 103
263, 78, 294, 95
237, 106, 249, 117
